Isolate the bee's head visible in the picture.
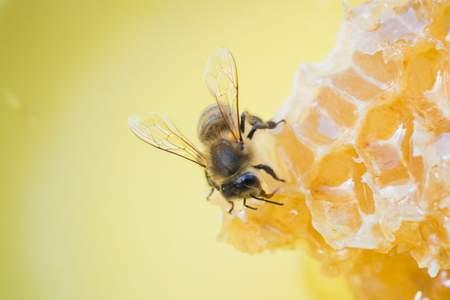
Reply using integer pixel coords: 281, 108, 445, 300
220, 172, 261, 199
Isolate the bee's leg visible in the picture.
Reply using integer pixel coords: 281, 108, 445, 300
226, 199, 235, 214
253, 164, 285, 182
260, 189, 278, 199
205, 171, 220, 193
247, 117, 285, 140
243, 198, 257, 210
250, 194, 284, 206
206, 187, 215, 200
240, 113, 246, 134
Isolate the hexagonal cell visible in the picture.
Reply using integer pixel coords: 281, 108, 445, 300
298, 105, 343, 145
307, 146, 375, 247
316, 86, 359, 128
404, 45, 441, 98
352, 51, 401, 86
311, 146, 365, 188
331, 67, 384, 101
273, 125, 315, 183
357, 99, 413, 186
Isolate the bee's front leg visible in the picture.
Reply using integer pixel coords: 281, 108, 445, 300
253, 164, 285, 182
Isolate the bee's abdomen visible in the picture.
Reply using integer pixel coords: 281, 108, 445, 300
197, 104, 230, 143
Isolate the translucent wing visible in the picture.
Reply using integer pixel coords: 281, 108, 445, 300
128, 113, 206, 167
204, 48, 242, 143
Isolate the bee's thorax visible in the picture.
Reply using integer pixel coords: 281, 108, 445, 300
209, 139, 249, 179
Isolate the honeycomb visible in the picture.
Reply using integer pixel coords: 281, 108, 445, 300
213, 1, 450, 299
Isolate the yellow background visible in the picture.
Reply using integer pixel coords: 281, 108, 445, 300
0, 1, 358, 299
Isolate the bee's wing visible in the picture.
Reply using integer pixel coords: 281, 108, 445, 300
128, 113, 207, 167
204, 48, 242, 143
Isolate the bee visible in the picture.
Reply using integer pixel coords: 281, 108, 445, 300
129, 48, 285, 213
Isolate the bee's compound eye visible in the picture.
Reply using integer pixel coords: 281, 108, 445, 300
239, 173, 259, 187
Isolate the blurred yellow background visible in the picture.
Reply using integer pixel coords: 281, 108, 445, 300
0, 1, 356, 299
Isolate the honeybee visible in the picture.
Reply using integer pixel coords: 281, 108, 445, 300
129, 48, 285, 213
